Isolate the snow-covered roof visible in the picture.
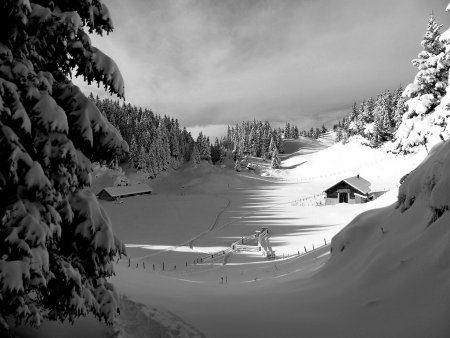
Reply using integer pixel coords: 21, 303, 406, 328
343, 176, 371, 194
98, 184, 152, 197
324, 175, 371, 194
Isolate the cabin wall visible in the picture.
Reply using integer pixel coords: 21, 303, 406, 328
326, 198, 339, 205
325, 181, 367, 205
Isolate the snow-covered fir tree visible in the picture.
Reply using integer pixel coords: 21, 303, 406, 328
268, 136, 276, 154
271, 148, 281, 169
372, 93, 393, 146
234, 159, 242, 172
196, 132, 211, 161
92, 97, 194, 176
394, 12, 450, 152
221, 120, 298, 161
408, 15, 446, 101
129, 135, 138, 168
0, 0, 128, 334
333, 84, 406, 148
191, 143, 201, 167
138, 146, 147, 170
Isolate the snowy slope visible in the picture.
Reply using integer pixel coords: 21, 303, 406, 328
14, 137, 449, 338
274, 135, 426, 193
107, 140, 450, 338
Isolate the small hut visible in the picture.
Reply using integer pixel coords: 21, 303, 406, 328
97, 184, 152, 201
324, 175, 371, 205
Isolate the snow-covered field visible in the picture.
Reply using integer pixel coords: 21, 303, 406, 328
16, 136, 450, 338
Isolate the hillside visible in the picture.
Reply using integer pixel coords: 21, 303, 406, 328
15, 134, 450, 338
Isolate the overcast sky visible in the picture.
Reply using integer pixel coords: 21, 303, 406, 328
77, 0, 449, 138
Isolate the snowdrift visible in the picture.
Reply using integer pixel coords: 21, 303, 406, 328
319, 140, 450, 337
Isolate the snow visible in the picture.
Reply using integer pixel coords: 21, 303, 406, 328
29, 4, 52, 24
0, 260, 30, 293
91, 47, 125, 99
70, 189, 118, 252
16, 133, 450, 337
404, 94, 435, 117
112, 296, 205, 338
25, 162, 50, 190
31, 93, 69, 133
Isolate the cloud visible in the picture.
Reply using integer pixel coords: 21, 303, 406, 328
76, 0, 448, 131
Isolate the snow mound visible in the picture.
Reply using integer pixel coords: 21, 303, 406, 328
321, 139, 450, 336
112, 296, 205, 338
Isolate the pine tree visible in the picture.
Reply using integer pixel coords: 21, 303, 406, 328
129, 135, 138, 168
192, 143, 201, 167
211, 138, 221, 164
362, 97, 375, 124
335, 128, 343, 142
0, 0, 127, 333
138, 146, 147, 169
284, 122, 291, 138
293, 125, 300, 138
219, 145, 227, 163
348, 102, 359, 135
234, 159, 242, 172
249, 126, 257, 156
271, 148, 281, 169
393, 94, 406, 129
268, 136, 276, 154
242, 133, 251, 155
394, 12, 450, 153
404, 15, 446, 114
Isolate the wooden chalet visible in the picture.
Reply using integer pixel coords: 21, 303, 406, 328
324, 175, 371, 205
97, 184, 152, 201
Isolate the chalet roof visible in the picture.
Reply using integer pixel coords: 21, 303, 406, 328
324, 175, 371, 194
98, 184, 152, 198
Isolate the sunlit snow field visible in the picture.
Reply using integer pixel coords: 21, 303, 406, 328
17, 135, 435, 338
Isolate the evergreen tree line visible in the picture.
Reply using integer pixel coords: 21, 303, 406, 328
332, 84, 406, 147
192, 131, 226, 166
334, 13, 450, 151
283, 122, 328, 140
220, 120, 287, 159
89, 95, 195, 177
298, 124, 328, 139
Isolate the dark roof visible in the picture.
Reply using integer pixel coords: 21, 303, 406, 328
98, 184, 152, 198
324, 175, 371, 194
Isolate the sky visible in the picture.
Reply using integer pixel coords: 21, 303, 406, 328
77, 0, 449, 139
